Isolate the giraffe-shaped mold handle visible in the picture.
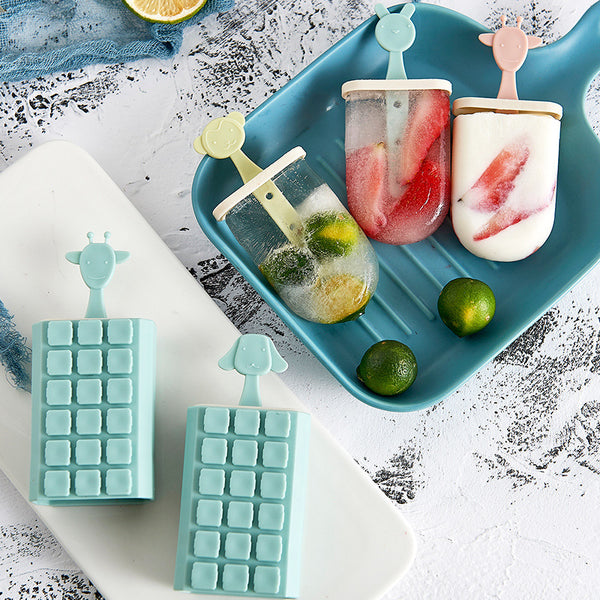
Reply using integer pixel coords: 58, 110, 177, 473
194, 112, 303, 245
479, 15, 542, 100
66, 232, 129, 319
218, 334, 288, 407
375, 3, 416, 80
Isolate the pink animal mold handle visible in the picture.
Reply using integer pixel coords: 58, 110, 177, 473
450, 16, 563, 263
479, 15, 542, 101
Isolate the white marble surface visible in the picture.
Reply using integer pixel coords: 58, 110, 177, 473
2, 0, 600, 598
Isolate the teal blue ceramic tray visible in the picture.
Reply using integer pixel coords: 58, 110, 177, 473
192, 2, 600, 412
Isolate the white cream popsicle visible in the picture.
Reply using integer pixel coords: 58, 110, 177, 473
451, 110, 561, 261
451, 15, 564, 262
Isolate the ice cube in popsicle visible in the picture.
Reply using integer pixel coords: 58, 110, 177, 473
451, 15, 562, 262
342, 3, 452, 245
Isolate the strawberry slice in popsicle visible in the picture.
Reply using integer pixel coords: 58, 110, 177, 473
473, 182, 556, 240
464, 141, 529, 212
378, 159, 450, 245
346, 142, 389, 237
396, 90, 450, 186
474, 207, 531, 241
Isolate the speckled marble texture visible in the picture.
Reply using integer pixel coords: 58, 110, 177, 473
1, 1, 600, 598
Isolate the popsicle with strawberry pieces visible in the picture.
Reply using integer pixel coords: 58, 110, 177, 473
346, 88, 451, 245
342, 3, 453, 246
450, 14, 562, 261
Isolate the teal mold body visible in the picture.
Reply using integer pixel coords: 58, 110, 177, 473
175, 335, 311, 597
29, 233, 157, 505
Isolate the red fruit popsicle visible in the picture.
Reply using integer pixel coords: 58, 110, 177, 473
345, 90, 451, 245
342, 3, 453, 245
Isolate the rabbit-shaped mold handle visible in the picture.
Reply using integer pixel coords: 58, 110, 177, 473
479, 15, 542, 100
218, 334, 288, 406
375, 2, 416, 80
65, 232, 129, 319
195, 112, 303, 245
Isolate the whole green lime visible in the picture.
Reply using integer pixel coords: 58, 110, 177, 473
305, 211, 361, 259
260, 246, 317, 287
356, 340, 418, 396
437, 277, 496, 337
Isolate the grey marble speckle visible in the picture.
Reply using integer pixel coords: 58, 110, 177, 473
369, 444, 423, 504
0, 572, 103, 600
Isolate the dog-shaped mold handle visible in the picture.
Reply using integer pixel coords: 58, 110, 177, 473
218, 334, 288, 406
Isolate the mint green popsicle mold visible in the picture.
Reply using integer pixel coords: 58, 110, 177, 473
174, 334, 311, 597
29, 233, 156, 505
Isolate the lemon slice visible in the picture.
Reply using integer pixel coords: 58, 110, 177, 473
314, 274, 372, 324
123, 0, 207, 23
305, 211, 361, 259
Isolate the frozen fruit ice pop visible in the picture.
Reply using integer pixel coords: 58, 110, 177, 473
343, 83, 451, 245
211, 144, 379, 324
342, 4, 452, 245
201, 113, 379, 325
451, 15, 562, 262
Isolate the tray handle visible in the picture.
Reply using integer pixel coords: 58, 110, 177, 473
544, 1, 600, 100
